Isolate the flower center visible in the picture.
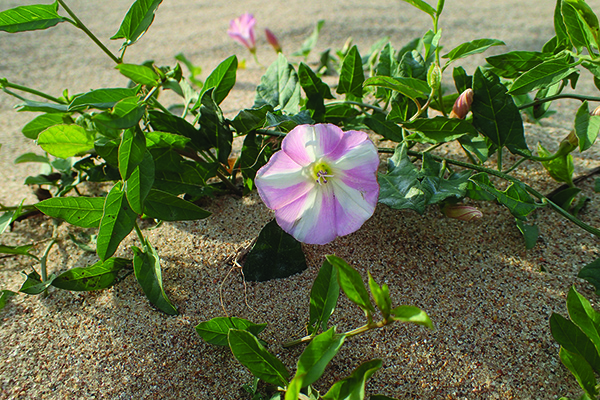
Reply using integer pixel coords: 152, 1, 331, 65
312, 161, 334, 185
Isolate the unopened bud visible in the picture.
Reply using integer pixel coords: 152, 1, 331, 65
265, 28, 282, 53
556, 130, 579, 156
427, 64, 442, 94
443, 204, 483, 222
449, 88, 474, 119
591, 104, 600, 116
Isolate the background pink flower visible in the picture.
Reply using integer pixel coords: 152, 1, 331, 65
255, 124, 380, 245
227, 13, 256, 53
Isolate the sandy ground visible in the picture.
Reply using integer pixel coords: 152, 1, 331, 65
2, 0, 600, 399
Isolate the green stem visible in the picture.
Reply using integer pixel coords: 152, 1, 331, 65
57, 0, 121, 64
326, 100, 384, 113
382, 148, 600, 238
133, 220, 145, 244
502, 157, 528, 174
1, 79, 63, 103
283, 320, 386, 348
517, 93, 600, 110
0, 204, 37, 212
40, 223, 59, 282
497, 147, 503, 172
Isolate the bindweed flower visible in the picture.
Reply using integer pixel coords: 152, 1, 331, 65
443, 204, 483, 222
228, 13, 256, 54
449, 88, 474, 119
255, 124, 380, 245
265, 28, 282, 53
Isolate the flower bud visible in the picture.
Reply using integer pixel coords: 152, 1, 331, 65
427, 63, 442, 93
591, 104, 600, 116
265, 28, 282, 53
443, 204, 483, 222
449, 88, 474, 119
556, 130, 579, 156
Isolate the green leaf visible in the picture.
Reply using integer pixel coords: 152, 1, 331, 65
51, 258, 130, 291
364, 76, 431, 101
152, 161, 217, 196
390, 305, 434, 329
118, 127, 146, 181
231, 105, 272, 133
265, 110, 315, 132
142, 189, 210, 221
228, 329, 289, 387
96, 182, 137, 261
469, 173, 538, 220
292, 20, 325, 58
148, 110, 210, 151
555, 0, 571, 44
111, 0, 163, 47
195, 317, 267, 346
35, 197, 105, 228
145, 131, 190, 150
402, 116, 476, 144
368, 272, 392, 319
0, 212, 13, 236
198, 89, 233, 164
92, 97, 145, 130
551, 313, 600, 373
0, 244, 38, 260
515, 219, 539, 249
15, 100, 69, 113
575, 101, 600, 152
292, 327, 345, 390
324, 103, 360, 124
442, 39, 505, 66
133, 238, 178, 315
567, 286, 600, 357
400, 0, 436, 17
126, 150, 155, 214
116, 63, 160, 86
196, 55, 237, 106
471, 67, 528, 153
327, 255, 375, 315
239, 132, 273, 192
561, 0, 598, 54
19, 270, 55, 295
254, 53, 301, 114
322, 359, 382, 400
68, 87, 140, 111
37, 124, 95, 159
308, 258, 340, 335
243, 219, 307, 281
0, 2, 66, 33
538, 142, 574, 185
22, 113, 66, 140
363, 114, 404, 142
486, 51, 546, 79
579, 258, 600, 295
378, 144, 426, 214
0, 290, 16, 311
14, 152, 49, 164
337, 45, 364, 99
508, 57, 579, 95
298, 62, 334, 122
559, 347, 598, 398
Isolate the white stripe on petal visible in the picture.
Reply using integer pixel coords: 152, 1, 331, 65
331, 178, 377, 237
276, 185, 337, 244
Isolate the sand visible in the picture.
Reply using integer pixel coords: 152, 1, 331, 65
2, 0, 600, 399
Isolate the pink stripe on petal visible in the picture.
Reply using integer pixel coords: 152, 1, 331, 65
327, 129, 372, 162
314, 124, 344, 157
281, 125, 318, 166
331, 179, 377, 236
255, 151, 313, 210
276, 186, 337, 244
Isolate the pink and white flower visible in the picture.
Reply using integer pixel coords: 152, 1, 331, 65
255, 124, 380, 245
227, 13, 257, 53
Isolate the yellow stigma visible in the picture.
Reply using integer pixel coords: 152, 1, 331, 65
312, 161, 333, 185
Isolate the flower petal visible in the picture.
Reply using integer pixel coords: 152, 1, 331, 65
331, 178, 378, 236
255, 151, 313, 210
282, 124, 343, 166
275, 185, 337, 245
